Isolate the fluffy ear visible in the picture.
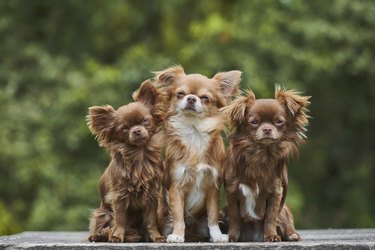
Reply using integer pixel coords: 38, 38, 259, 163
87, 105, 115, 141
275, 85, 311, 116
221, 90, 256, 129
213, 70, 242, 97
132, 80, 159, 109
154, 65, 185, 86
275, 85, 311, 138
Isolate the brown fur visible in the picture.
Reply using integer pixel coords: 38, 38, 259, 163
223, 86, 310, 242
87, 80, 166, 243
155, 65, 241, 243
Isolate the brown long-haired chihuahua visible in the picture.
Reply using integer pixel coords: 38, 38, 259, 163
155, 65, 241, 242
223, 86, 310, 242
87, 80, 166, 243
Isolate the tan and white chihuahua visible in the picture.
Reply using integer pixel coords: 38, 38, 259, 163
155, 65, 241, 242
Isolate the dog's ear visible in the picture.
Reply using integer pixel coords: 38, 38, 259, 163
154, 65, 185, 86
213, 70, 242, 97
132, 80, 159, 109
222, 90, 255, 129
275, 85, 310, 116
87, 105, 115, 142
275, 85, 311, 138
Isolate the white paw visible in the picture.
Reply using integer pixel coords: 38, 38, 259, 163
287, 233, 301, 241
167, 234, 185, 243
210, 233, 229, 243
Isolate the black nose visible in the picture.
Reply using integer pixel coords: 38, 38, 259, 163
263, 127, 272, 134
133, 128, 142, 136
187, 96, 197, 104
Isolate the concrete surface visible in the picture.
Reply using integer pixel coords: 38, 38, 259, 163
1, 229, 375, 249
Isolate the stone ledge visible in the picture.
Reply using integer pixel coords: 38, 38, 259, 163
1, 229, 375, 249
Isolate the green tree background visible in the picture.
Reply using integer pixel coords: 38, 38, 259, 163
1, 0, 374, 235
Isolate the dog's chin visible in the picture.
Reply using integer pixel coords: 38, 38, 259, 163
129, 136, 150, 146
179, 107, 203, 116
256, 137, 279, 144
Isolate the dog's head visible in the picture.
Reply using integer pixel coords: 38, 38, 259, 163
224, 85, 310, 144
87, 80, 159, 148
155, 65, 241, 117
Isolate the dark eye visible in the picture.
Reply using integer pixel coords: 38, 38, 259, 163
250, 119, 258, 126
275, 118, 285, 126
143, 118, 150, 125
176, 91, 185, 99
201, 95, 210, 102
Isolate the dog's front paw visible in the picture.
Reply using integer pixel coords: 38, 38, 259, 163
265, 234, 281, 242
108, 235, 123, 243
167, 234, 185, 243
88, 234, 107, 242
286, 232, 301, 241
228, 233, 239, 242
228, 229, 240, 242
154, 236, 167, 243
109, 226, 125, 243
211, 233, 229, 243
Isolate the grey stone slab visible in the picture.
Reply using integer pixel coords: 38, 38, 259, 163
1, 229, 375, 249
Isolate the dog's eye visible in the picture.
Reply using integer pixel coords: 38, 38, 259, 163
250, 119, 258, 126
176, 91, 185, 99
143, 118, 150, 125
275, 118, 285, 126
201, 95, 210, 102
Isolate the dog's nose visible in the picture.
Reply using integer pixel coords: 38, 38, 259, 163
133, 128, 142, 136
263, 127, 272, 134
187, 96, 197, 104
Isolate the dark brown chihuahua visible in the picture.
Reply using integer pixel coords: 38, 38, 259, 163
223, 86, 310, 242
87, 80, 166, 243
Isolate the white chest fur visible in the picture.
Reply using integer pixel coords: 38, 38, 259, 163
239, 183, 260, 220
169, 114, 219, 159
170, 114, 220, 214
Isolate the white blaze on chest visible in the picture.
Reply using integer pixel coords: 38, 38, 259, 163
239, 183, 260, 220
170, 114, 221, 214
170, 115, 219, 158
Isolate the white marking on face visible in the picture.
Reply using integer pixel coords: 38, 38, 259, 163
255, 125, 279, 140
239, 183, 260, 220
177, 94, 203, 113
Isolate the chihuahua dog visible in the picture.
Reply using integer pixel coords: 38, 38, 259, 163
223, 86, 310, 242
87, 80, 166, 243
155, 65, 241, 243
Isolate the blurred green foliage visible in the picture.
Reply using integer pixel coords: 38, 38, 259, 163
1, 0, 374, 235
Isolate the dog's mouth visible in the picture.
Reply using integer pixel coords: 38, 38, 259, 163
182, 104, 202, 114
257, 137, 279, 144
184, 103, 196, 111
129, 136, 149, 146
